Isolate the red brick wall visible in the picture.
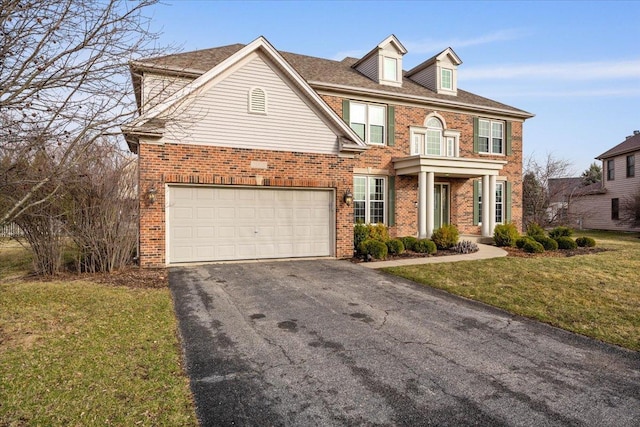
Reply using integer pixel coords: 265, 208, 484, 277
138, 143, 356, 267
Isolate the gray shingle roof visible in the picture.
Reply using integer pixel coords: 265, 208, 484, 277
132, 43, 533, 118
597, 132, 640, 159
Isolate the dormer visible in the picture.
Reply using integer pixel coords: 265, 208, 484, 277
406, 47, 462, 95
352, 35, 407, 87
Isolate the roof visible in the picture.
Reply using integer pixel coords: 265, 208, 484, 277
122, 37, 368, 155
597, 132, 640, 159
131, 41, 533, 119
548, 177, 584, 202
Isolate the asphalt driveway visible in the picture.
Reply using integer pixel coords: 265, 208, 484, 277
169, 259, 640, 426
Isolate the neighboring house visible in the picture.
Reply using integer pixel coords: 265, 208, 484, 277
547, 177, 583, 224
121, 35, 533, 267
570, 131, 640, 231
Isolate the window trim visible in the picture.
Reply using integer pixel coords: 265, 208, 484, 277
477, 119, 505, 155
353, 175, 386, 224
477, 181, 505, 224
409, 122, 459, 157
349, 102, 386, 145
441, 68, 453, 90
626, 154, 635, 178
382, 56, 398, 82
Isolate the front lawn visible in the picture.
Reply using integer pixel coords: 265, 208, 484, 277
0, 241, 198, 426
383, 230, 640, 351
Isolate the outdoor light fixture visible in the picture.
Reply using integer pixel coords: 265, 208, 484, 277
147, 187, 157, 204
344, 190, 353, 206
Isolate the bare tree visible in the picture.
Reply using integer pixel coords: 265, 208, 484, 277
620, 188, 640, 228
0, 0, 167, 227
523, 154, 575, 226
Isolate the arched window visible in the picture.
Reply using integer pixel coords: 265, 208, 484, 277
425, 117, 443, 155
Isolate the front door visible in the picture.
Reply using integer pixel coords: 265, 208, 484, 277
434, 183, 450, 229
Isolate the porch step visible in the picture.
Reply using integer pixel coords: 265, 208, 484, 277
460, 234, 495, 245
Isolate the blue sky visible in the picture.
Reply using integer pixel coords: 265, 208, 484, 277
146, 0, 640, 174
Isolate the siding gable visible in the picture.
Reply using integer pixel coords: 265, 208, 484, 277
163, 54, 340, 154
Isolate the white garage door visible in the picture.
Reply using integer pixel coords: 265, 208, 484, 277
168, 186, 333, 263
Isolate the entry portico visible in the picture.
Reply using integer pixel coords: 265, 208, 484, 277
394, 155, 507, 238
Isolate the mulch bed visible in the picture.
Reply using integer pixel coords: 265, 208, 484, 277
20, 267, 169, 289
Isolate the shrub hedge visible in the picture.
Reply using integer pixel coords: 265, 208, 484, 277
359, 239, 388, 259
576, 236, 596, 247
494, 223, 519, 247
555, 236, 578, 250
431, 224, 459, 249
386, 239, 405, 255
413, 239, 437, 255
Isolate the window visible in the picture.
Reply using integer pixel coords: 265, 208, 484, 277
410, 117, 457, 157
612, 198, 619, 220
354, 176, 386, 224
627, 155, 635, 178
607, 159, 615, 181
441, 68, 453, 90
350, 102, 385, 145
248, 87, 267, 114
478, 119, 504, 154
478, 182, 505, 224
383, 57, 398, 82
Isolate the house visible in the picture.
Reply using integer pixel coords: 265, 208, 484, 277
570, 131, 640, 231
121, 35, 533, 267
547, 177, 583, 224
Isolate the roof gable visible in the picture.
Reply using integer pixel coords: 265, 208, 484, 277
123, 36, 367, 155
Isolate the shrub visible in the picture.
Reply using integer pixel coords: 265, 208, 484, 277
431, 224, 459, 249
522, 240, 545, 253
533, 235, 558, 251
555, 236, 578, 250
386, 239, 405, 255
526, 222, 546, 238
576, 236, 596, 247
549, 226, 573, 239
516, 236, 535, 249
493, 223, 519, 247
354, 222, 369, 254
413, 239, 437, 255
400, 236, 418, 251
366, 223, 389, 242
452, 240, 479, 254
358, 239, 388, 260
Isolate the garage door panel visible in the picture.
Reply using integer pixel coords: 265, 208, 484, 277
169, 187, 333, 263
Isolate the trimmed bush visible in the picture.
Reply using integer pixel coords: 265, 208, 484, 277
516, 236, 535, 249
533, 235, 559, 251
358, 239, 388, 260
523, 240, 545, 254
576, 236, 596, 247
413, 239, 437, 255
366, 223, 389, 242
386, 239, 405, 255
400, 236, 418, 252
493, 223, 520, 247
555, 236, 578, 250
354, 222, 369, 254
549, 226, 573, 239
431, 224, 459, 249
526, 222, 546, 238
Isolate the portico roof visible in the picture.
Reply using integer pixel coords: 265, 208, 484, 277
393, 155, 507, 178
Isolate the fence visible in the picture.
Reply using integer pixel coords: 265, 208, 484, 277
0, 223, 24, 238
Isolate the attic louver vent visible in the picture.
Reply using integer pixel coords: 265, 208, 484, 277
248, 87, 267, 114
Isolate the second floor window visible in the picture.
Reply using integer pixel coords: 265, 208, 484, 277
350, 102, 385, 145
410, 117, 458, 157
627, 155, 635, 178
607, 159, 615, 181
441, 68, 453, 90
478, 119, 504, 154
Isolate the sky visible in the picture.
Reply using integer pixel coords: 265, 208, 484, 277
145, 0, 640, 175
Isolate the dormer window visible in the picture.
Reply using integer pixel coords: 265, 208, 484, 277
383, 57, 398, 82
441, 68, 453, 90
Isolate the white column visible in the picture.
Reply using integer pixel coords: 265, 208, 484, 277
418, 171, 427, 238
482, 175, 490, 237
426, 171, 435, 238
489, 175, 497, 235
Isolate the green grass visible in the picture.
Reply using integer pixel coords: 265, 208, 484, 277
0, 243, 198, 426
384, 230, 640, 351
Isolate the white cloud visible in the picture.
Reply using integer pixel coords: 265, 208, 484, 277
461, 59, 640, 81
404, 29, 528, 53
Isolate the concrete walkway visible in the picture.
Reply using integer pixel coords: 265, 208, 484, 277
361, 243, 507, 269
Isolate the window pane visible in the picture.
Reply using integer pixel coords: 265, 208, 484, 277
354, 177, 366, 201
492, 137, 503, 154
369, 105, 385, 125
351, 123, 365, 141
354, 201, 365, 223
446, 137, 455, 157
426, 129, 441, 155
495, 183, 503, 223
370, 125, 384, 144
383, 57, 397, 81
492, 122, 503, 154
479, 137, 489, 153
412, 133, 424, 155
350, 103, 366, 123
479, 120, 490, 137
370, 202, 384, 224
441, 68, 452, 89
426, 117, 443, 129
369, 178, 384, 201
